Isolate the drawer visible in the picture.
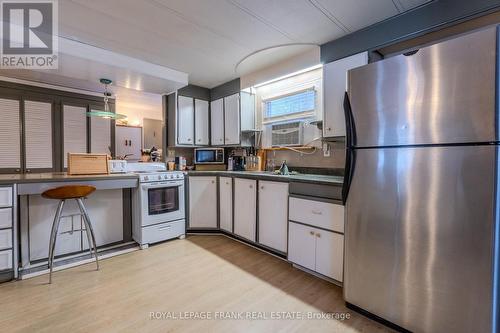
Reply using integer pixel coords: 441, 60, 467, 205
0, 208, 12, 229
0, 187, 12, 207
0, 249, 12, 270
289, 197, 344, 233
141, 220, 185, 245
0, 229, 12, 250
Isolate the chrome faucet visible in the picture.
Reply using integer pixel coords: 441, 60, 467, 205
278, 160, 289, 175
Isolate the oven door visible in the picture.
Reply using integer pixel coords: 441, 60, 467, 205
140, 180, 185, 226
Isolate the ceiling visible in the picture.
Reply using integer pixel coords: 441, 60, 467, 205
58, 0, 431, 89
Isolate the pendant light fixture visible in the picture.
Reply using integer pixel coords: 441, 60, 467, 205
87, 78, 127, 120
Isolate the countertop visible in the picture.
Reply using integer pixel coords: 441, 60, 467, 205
0, 172, 138, 185
187, 171, 344, 186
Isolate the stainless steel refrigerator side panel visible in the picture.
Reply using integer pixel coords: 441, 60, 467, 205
348, 27, 497, 147
344, 145, 496, 333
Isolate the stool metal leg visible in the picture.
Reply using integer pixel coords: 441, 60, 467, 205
76, 198, 99, 271
48, 200, 65, 284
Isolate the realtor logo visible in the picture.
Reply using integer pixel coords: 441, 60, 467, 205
1, 0, 58, 68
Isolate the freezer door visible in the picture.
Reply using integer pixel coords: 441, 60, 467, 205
344, 145, 497, 333
348, 26, 497, 147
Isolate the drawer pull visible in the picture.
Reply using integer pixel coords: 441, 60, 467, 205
158, 225, 172, 231
316, 233, 321, 238
311, 210, 323, 215
309, 231, 314, 236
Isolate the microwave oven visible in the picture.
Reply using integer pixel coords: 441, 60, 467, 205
194, 148, 224, 164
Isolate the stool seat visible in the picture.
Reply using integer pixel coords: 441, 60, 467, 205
42, 185, 96, 200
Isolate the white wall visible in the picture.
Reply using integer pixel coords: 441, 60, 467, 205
115, 88, 163, 126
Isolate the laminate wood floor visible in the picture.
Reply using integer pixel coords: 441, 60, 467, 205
0, 235, 393, 333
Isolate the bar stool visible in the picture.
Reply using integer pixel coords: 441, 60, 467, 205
42, 185, 99, 283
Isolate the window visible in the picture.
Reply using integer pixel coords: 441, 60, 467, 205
263, 89, 316, 120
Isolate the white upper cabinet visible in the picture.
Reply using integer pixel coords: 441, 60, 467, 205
323, 52, 368, 138
194, 99, 209, 145
24, 100, 53, 171
177, 95, 194, 145
63, 105, 87, 168
258, 181, 288, 253
90, 116, 111, 154
240, 91, 255, 131
0, 98, 21, 171
210, 98, 224, 146
224, 93, 240, 145
115, 126, 142, 161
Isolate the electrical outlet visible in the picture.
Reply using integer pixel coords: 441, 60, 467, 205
167, 149, 175, 157
323, 142, 331, 157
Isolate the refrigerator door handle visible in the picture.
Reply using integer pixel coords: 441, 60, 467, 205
343, 92, 356, 148
342, 148, 356, 205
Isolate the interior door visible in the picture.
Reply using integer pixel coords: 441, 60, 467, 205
210, 99, 224, 146
219, 177, 233, 233
63, 104, 87, 168
223, 94, 240, 145
90, 116, 111, 154
24, 100, 53, 172
177, 95, 194, 145
258, 181, 288, 252
0, 98, 21, 173
345, 145, 496, 333
233, 178, 256, 241
194, 99, 209, 145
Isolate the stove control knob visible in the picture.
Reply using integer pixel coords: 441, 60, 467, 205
144, 176, 149, 181
176, 174, 180, 178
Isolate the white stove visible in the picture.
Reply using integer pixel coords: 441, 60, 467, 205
129, 163, 186, 248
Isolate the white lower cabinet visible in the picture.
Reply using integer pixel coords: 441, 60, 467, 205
258, 181, 288, 253
288, 222, 316, 271
219, 177, 233, 232
189, 177, 217, 228
234, 178, 256, 241
315, 229, 344, 281
288, 221, 344, 282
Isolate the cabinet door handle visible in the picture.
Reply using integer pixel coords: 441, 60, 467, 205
198, 139, 201, 142
316, 233, 321, 238
226, 182, 229, 185
260, 186, 264, 190
309, 231, 314, 236
187, 138, 192, 142
327, 127, 331, 131
311, 210, 323, 215
249, 185, 253, 189
211, 180, 215, 184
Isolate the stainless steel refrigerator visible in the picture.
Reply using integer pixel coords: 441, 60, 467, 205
343, 26, 500, 333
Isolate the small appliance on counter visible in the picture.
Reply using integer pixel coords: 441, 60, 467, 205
175, 156, 187, 170
232, 156, 245, 171
194, 148, 226, 171
108, 160, 128, 173
67, 153, 109, 175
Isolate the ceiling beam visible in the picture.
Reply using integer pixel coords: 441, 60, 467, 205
320, 0, 500, 63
